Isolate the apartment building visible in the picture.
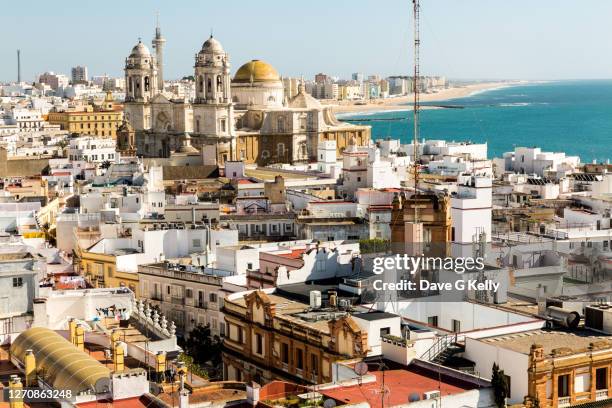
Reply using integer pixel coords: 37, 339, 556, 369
47, 93, 123, 138
138, 262, 231, 337
223, 289, 368, 384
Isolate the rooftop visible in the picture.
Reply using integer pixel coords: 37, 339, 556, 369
320, 367, 471, 408
353, 311, 400, 321
480, 329, 612, 355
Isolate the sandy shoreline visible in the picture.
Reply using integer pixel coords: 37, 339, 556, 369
328, 81, 527, 115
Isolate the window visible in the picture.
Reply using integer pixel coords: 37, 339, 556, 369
311, 354, 318, 375
12, 277, 23, 287
296, 349, 304, 370
238, 328, 244, 344
357, 177, 361, 182
247, 263, 253, 270
428, 316, 438, 327
451, 227, 456, 241
221, 119, 226, 132
452, 319, 461, 333
167, 285, 171, 295
192, 239, 201, 248
558, 374, 570, 397
186, 288, 193, 298
596, 367, 608, 390
281, 343, 289, 364
255, 333, 263, 355
209, 292, 218, 303
380, 327, 390, 337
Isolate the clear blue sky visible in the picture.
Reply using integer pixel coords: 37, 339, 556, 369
3, 0, 612, 83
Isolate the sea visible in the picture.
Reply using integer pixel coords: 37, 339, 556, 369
338, 80, 612, 163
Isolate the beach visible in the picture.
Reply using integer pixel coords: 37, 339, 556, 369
328, 81, 525, 115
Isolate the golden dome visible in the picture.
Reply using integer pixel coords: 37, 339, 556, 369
233, 60, 281, 83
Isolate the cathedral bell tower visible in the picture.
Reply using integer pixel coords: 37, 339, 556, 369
193, 35, 236, 165
124, 39, 158, 130
116, 119, 136, 157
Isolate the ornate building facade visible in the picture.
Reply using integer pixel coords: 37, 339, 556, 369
123, 27, 370, 166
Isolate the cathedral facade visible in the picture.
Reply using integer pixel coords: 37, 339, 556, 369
122, 27, 370, 166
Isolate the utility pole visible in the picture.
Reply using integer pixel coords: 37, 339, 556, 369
412, 0, 421, 222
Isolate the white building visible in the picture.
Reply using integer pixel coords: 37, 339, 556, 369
451, 175, 492, 256
9, 108, 44, 131
501, 146, 580, 178
68, 136, 117, 163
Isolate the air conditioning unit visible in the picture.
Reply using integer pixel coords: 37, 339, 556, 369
423, 391, 440, 400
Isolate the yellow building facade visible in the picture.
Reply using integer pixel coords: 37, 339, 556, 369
47, 95, 123, 138
78, 250, 139, 295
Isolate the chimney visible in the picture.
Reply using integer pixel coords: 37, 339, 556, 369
329, 290, 338, 308
246, 381, 261, 405
75, 325, 85, 351
179, 389, 190, 408
9, 375, 24, 408
113, 341, 124, 372
69, 318, 77, 344
155, 351, 166, 381
176, 361, 187, 389
24, 350, 36, 387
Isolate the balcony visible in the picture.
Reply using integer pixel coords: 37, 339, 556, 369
196, 301, 208, 309
171, 297, 185, 305
596, 390, 609, 401
558, 397, 570, 408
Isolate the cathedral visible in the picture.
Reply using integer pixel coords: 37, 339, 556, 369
121, 25, 370, 166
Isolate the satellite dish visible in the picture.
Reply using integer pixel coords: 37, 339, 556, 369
354, 361, 369, 376
408, 392, 420, 402
323, 399, 337, 408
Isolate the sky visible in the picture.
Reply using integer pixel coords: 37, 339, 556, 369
2, 0, 612, 83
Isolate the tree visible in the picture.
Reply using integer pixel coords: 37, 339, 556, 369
100, 160, 112, 170
491, 363, 509, 408
184, 324, 222, 363
182, 324, 223, 379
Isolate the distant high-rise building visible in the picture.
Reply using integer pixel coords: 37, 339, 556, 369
352, 72, 364, 82
71, 66, 89, 84
38, 72, 69, 91
314, 72, 330, 84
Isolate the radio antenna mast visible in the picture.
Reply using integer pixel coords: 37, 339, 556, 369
412, 0, 421, 222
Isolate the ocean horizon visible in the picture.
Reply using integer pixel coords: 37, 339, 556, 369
339, 79, 612, 163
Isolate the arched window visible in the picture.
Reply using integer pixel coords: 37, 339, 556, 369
216, 75, 222, 92
128, 77, 133, 93
207, 78, 212, 94
144, 76, 150, 92
199, 76, 204, 93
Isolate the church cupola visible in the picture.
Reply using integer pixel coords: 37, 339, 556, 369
124, 39, 158, 102
194, 35, 231, 104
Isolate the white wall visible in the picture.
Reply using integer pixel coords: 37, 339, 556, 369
463, 338, 529, 405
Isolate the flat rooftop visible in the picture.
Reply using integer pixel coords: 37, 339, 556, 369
481, 329, 612, 355
230, 291, 350, 333
353, 311, 400, 321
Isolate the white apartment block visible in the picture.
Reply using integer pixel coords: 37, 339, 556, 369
68, 136, 117, 163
